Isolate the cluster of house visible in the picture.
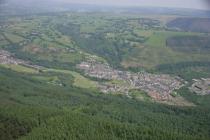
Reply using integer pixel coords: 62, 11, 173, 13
0, 50, 25, 65
0, 25, 9, 29
190, 78, 210, 95
77, 61, 184, 101
78, 61, 118, 79
0, 49, 43, 70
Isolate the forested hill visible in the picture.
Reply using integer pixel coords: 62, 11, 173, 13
1, 67, 210, 140
167, 18, 210, 33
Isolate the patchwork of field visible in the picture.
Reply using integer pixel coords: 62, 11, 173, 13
0, 11, 210, 140
167, 17, 210, 33
0, 13, 210, 87
1, 13, 210, 81
122, 31, 210, 69
166, 35, 210, 52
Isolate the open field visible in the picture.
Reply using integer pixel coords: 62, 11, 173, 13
121, 30, 210, 80
45, 69, 97, 89
0, 64, 39, 73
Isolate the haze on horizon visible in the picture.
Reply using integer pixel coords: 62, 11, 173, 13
1, 0, 210, 10
63, 0, 210, 10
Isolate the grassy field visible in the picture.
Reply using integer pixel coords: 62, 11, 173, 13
44, 69, 97, 89
144, 31, 202, 47
4, 33, 24, 43
122, 31, 210, 70
0, 34, 9, 47
22, 39, 84, 63
0, 64, 39, 73
71, 71, 98, 89
130, 90, 151, 101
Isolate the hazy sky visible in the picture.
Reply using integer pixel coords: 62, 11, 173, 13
61, 0, 209, 10
1, 0, 210, 10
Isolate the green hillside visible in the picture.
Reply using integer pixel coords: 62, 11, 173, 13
0, 12, 210, 140
1, 67, 210, 140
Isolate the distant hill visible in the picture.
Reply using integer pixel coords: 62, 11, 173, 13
167, 18, 210, 33
1, 0, 210, 17
166, 36, 210, 52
